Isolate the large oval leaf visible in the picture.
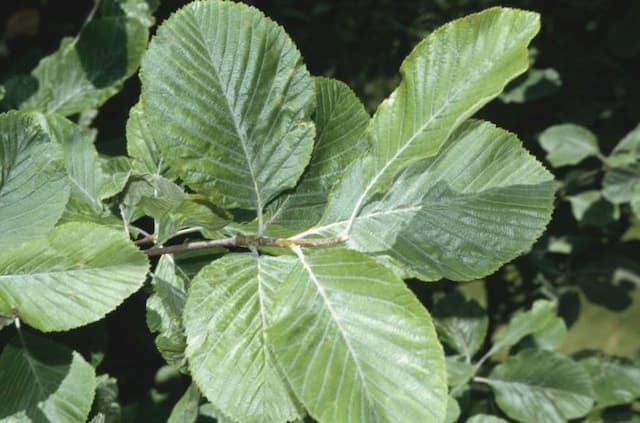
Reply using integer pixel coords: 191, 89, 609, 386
0, 111, 69, 249
269, 248, 447, 423
486, 349, 594, 423
184, 253, 302, 423
311, 120, 554, 281
0, 222, 149, 331
140, 0, 315, 210
0, 332, 96, 422
319, 7, 540, 229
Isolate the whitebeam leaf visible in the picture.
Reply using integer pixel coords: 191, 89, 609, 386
0, 222, 149, 332
184, 253, 302, 423
269, 248, 447, 423
486, 349, 594, 423
0, 332, 96, 422
266, 77, 369, 229
0, 111, 69, 249
322, 7, 540, 228
140, 0, 315, 210
312, 121, 554, 281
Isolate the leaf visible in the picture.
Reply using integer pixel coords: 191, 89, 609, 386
311, 120, 554, 281
491, 300, 560, 355
269, 248, 447, 423
34, 113, 107, 215
603, 125, 640, 205
146, 255, 188, 371
168, 383, 200, 423
0, 332, 96, 422
89, 375, 121, 423
466, 415, 509, 423
140, 0, 315, 210
18, 17, 147, 115
433, 290, 488, 359
605, 124, 640, 168
578, 353, 640, 407
538, 124, 601, 167
319, 7, 539, 231
0, 111, 69, 249
445, 396, 461, 423
184, 253, 302, 423
446, 356, 476, 388
632, 183, 640, 218
567, 190, 619, 226
531, 315, 567, 351
120, 175, 184, 224
0, 222, 149, 332
486, 349, 594, 423
266, 77, 369, 229
500, 67, 561, 104
126, 102, 173, 177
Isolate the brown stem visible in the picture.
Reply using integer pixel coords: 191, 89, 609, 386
143, 235, 345, 256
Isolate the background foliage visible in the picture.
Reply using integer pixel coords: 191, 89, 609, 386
1, 0, 639, 421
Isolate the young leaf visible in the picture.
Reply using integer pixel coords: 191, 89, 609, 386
266, 77, 369, 229
17, 18, 147, 116
433, 290, 488, 359
578, 353, 640, 408
538, 124, 601, 167
183, 253, 302, 423
269, 248, 447, 423
311, 120, 554, 281
485, 349, 594, 423
0, 222, 149, 332
319, 7, 540, 231
140, 0, 315, 212
146, 255, 189, 372
0, 332, 96, 422
0, 111, 70, 249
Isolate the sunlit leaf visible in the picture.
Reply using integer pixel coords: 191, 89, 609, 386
269, 248, 447, 423
140, 0, 315, 210
538, 124, 601, 167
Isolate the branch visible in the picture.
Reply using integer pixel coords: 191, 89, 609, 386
143, 235, 345, 256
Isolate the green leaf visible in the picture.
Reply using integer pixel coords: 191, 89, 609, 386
34, 113, 106, 214
578, 353, 640, 408
0, 111, 69, 249
605, 124, 640, 168
184, 253, 302, 423
319, 7, 539, 230
146, 255, 188, 371
140, 0, 315, 210
269, 248, 447, 423
632, 183, 640, 218
266, 77, 369, 229
101, 0, 157, 28
89, 375, 121, 423
141, 197, 228, 243
445, 396, 461, 423
311, 120, 554, 281
19, 17, 147, 115
433, 290, 488, 359
168, 384, 200, 423
466, 415, 509, 423
126, 102, 173, 178
446, 356, 476, 388
491, 300, 560, 355
486, 349, 594, 423
538, 124, 601, 167
0, 332, 96, 422
0, 222, 149, 332
531, 315, 567, 351
567, 190, 619, 226
500, 67, 561, 104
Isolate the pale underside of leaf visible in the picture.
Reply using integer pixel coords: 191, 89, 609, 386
0, 222, 149, 332
308, 121, 554, 281
0, 111, 70, 249
184, 253, 302, 423
140, 0, 315, 211
269, 247, 447, 423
